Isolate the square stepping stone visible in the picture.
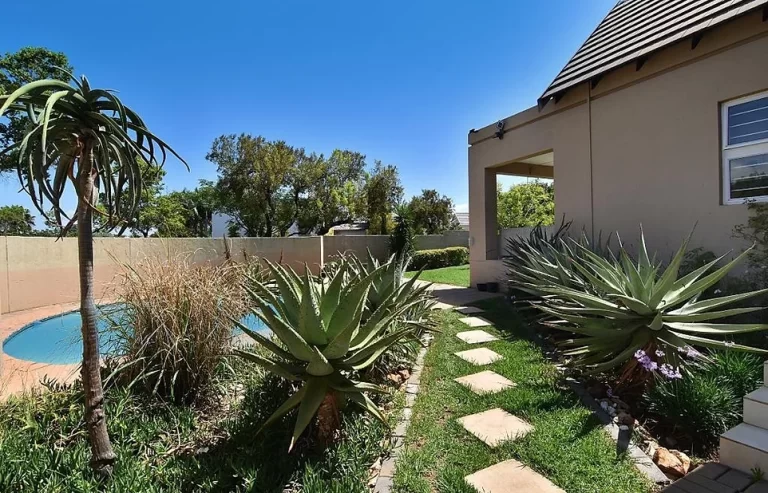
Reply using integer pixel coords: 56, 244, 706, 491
457, 408, 533, 447
465, 459, 564, 493
455, 306, 484, 315
459, 316, 492, 328
455, 370, 516, 395
455, 348, 503, 366
431, 302, 453, 310
456, 330, 498, 344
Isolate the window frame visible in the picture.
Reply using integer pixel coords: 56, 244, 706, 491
722, 91, 768, 205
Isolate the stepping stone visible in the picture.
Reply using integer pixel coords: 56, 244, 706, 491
465, 459, 564, 493
456, 330, 498, 344
455, 348, 503, 366
459, 316, 492, 328
458, 408, 533, 447
455, 370, 516, 395
431, 302, 453, 310
455, 306, 484, 315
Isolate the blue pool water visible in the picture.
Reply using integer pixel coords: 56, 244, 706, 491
2, 304, 268, 365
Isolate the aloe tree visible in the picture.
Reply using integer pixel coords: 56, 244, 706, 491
0, 74, 185, 475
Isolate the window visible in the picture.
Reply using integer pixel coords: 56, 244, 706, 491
723, 91, 768, 204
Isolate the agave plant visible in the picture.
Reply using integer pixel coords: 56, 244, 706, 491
0, 74, 185, 475
234, 257, 431, 450
513, 230, 768, 377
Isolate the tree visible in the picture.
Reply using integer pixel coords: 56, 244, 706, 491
408, 189, 460, 234
206, 134, 295, 237
365, 161, 403, 235
0, 205, 34, 235
389, 203, 415, 259
0, 74, 186, 476
0, 47, 73, 174
496, 180, 554, 229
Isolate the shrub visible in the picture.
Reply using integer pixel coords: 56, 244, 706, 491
410, 246, 469, 271
508, 228, 768, 380
115, 255, 249, 403
700, 350, 763, 399
234, 256, 433, 449
644, 373, 739, 447
389, 204, 416, 260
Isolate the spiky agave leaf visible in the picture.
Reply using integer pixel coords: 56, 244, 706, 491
0, 75, 187, 232
235, 254, 435, 449
509, 228, 768, 375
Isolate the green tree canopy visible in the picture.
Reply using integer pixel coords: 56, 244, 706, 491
0, 205, 34, 235
408, 189, 460, 234
496, 180, 554, 229
365, 161, 403, 235
0, 47, 73, 174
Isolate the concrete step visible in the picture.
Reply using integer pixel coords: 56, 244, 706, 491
720, 423, 768, 474
744, 387, 768, 429
764, 361, 768, 388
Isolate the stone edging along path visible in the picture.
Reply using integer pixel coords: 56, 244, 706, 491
371, 335, 431, 493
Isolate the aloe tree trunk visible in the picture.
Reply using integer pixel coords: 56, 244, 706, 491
77, 137, 117, 476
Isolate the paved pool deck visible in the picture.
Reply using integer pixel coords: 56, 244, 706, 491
0, 302, 85, 398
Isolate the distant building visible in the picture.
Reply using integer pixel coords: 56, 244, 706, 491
330, 222, 369, 236
454, 212, 469, 231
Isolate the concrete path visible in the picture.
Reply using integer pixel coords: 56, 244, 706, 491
663, 463, 768, 492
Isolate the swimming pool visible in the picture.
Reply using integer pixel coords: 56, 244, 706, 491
2, 304, 268, 365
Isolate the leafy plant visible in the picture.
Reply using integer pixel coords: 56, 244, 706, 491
0, 73, 185, 475
410, 246, 469, 271
115, 255, 249, 403
510, 229, 768, 377
644, 373, 739, 447
389, 203, 415, 260
233, 257, 430, 449
699, 350, 763, 399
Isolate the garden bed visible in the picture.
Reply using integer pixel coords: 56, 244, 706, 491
0, 355, 410, 492
392, 298, 651, 493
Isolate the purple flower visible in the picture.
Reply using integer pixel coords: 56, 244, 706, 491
659, 364, 682, 380
606, 385, 613, 398
678, 345, 701, 359
634, 349, 658, 372
655, 349, 665, 358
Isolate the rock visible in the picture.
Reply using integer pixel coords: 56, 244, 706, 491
398, 369, 411, 381
669, 450, 691, 475
646, 440, 658, 459
653, 447, 689, 478
387, 373, 403, 385
611, 396, 631, 411
616, 411, 634, 427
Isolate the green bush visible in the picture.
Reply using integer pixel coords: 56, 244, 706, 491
700, 350, 763, 399
644, 373, 739, 448
410, 246, 469, 271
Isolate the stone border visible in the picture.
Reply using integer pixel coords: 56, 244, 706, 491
372, 335, 431, 493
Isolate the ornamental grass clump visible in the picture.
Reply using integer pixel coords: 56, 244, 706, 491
116, 255, 248, 403
234, 256, 433, 450
509, 228, 768, 380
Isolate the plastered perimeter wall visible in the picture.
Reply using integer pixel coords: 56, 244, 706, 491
0, 232, 468, 314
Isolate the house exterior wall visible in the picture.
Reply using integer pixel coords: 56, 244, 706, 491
468, 9, 768, 286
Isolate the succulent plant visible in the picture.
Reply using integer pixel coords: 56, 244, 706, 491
234, 257, 431, 449
510, 229, 768, 376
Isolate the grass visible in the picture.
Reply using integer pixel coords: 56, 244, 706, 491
404, 264, 470, 287
392, 298, 651, 493
0, 358, 402, 493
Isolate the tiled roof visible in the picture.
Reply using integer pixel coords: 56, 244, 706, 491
539, 0, 768, 107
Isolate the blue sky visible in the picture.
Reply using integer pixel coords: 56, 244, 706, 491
0, 0, 615, 222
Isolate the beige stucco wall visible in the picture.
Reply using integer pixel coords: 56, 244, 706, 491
468, 9, 768, 286
0, 232, 468, 314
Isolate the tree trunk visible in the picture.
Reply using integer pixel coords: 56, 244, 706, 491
315, 391, 341, 446
77, 138, 116, 476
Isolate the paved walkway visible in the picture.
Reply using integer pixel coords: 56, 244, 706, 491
415, 284, 564, 492
663, 463, 768, 493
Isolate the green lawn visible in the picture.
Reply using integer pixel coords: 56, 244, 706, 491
404, 264, 470, 287
392, 299, 651, 493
